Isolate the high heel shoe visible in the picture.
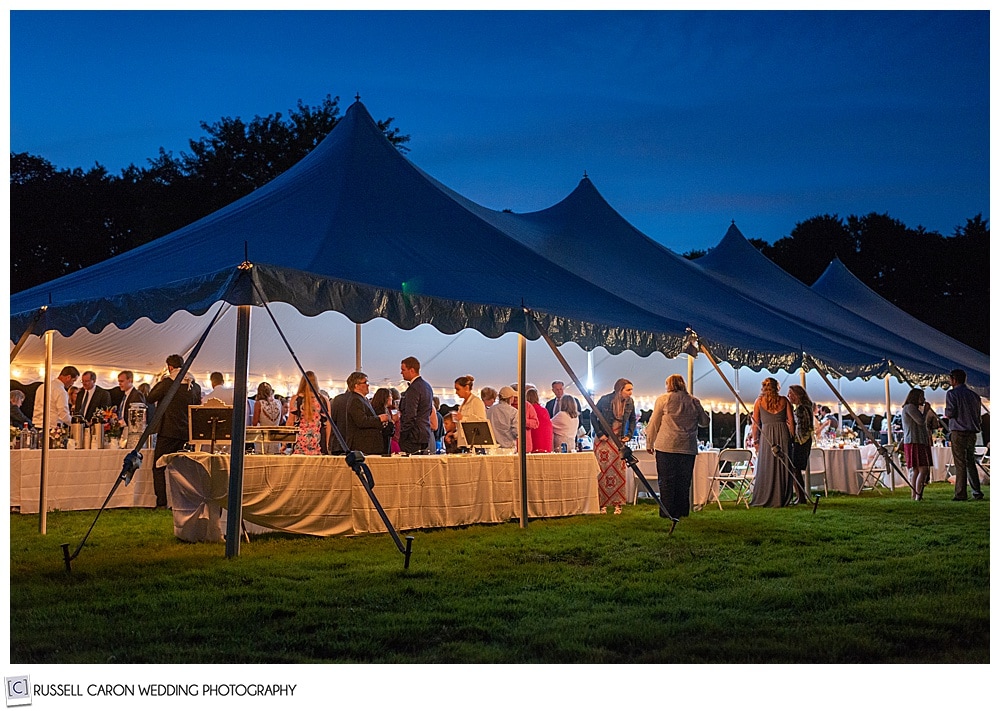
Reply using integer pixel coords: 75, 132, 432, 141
613, 505, 622, 515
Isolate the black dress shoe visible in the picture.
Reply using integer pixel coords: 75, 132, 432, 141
972, 492, 985, 500
952, 496, 968, 501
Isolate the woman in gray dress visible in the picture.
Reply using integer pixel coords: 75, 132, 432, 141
750, 377, 795, 507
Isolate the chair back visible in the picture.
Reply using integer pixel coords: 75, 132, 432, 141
717, 448, 753, 474
807, 448, 825, 473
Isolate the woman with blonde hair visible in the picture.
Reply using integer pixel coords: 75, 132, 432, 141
645, 374, 709, 519
750, 377, 794, 507
290, 371, 322, 455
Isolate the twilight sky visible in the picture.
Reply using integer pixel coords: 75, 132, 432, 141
8, 8, 990, 254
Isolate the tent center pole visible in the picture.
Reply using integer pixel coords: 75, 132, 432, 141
225, 305, 252, 558
518, 335, 528, 528
39, 330, 54, 534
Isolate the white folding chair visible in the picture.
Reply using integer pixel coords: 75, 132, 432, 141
807, 448, 828, 497
705, 448, 754, 509
856, 443, 889, 494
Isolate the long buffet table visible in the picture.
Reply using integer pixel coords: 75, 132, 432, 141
162, 451, 601, 542
9, 447, 157, 513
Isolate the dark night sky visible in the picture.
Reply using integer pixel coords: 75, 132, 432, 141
8, 8, 990, 253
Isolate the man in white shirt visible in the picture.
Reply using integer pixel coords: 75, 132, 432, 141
487, 386, 519, 449
206, 372, 234, 405
32, 365, 80, 428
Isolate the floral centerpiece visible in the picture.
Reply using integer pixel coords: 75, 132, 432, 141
932, 428, 945, 446
837, 427, 858, 447
100, 407, 124, 443
49, 424, 70, 449
11, 425, 20, 448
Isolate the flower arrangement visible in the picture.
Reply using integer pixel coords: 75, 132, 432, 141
10, 426, 20, 447
100, 408, 124, 441
49, 424, 70, 449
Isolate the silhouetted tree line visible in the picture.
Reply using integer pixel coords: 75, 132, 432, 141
11, 95, 988, 355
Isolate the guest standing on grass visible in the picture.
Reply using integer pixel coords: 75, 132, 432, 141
645, 375, 708, 519
901, 388, 934, 501
750, 377, 794, 508
146, 355, 202, 508
593, 378, 637, 514
945, 368, 984, 501
787, 385, 815, 505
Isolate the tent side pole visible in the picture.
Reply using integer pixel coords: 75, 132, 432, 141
884, 375, 895, 491
355, 323, 362, 371
225, 305, 252, 559
38, 330, 53, 534
517, 335, 528, 528
734, 369, 741, 448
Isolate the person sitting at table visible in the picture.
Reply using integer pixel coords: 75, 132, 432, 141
344, 371, 390, 455
10, 390, 34, 429
551, 395, 582, 452
289, 371, 323, 455
442, 412, 461, 454
645, 374, 709, 519
902, 388, 935, 501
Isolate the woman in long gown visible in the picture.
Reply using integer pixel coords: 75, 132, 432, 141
593, 378, 637, 514
290, 371, 322, 455
750, 377, 795, 507
525, 387, 553, 453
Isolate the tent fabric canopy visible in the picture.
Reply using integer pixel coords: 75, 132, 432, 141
693, 225, 978, 388
811, 258, 989, 389
10, 101, 692, 359
11, 99, 978, 397
432, 174, 903, 378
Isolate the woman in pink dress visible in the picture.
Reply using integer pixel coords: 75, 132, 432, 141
525, 388, 553, 453
290, 371, 322, 455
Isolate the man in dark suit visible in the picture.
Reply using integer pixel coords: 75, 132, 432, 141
398, 356, 434, 454
115, 370, 147, 426
344, 371, 390, 455
75, 370, 111, 420
328, 388, 350, 455
145, 354, 202, 508
545, 380, 581, 419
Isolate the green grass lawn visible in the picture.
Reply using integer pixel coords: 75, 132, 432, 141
8, 482, 989, 663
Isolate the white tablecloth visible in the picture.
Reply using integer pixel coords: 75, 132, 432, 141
163, 451, 601, 542
10, 447, 157, 513
820, 447, 864, 494
626, 450, 720, 508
